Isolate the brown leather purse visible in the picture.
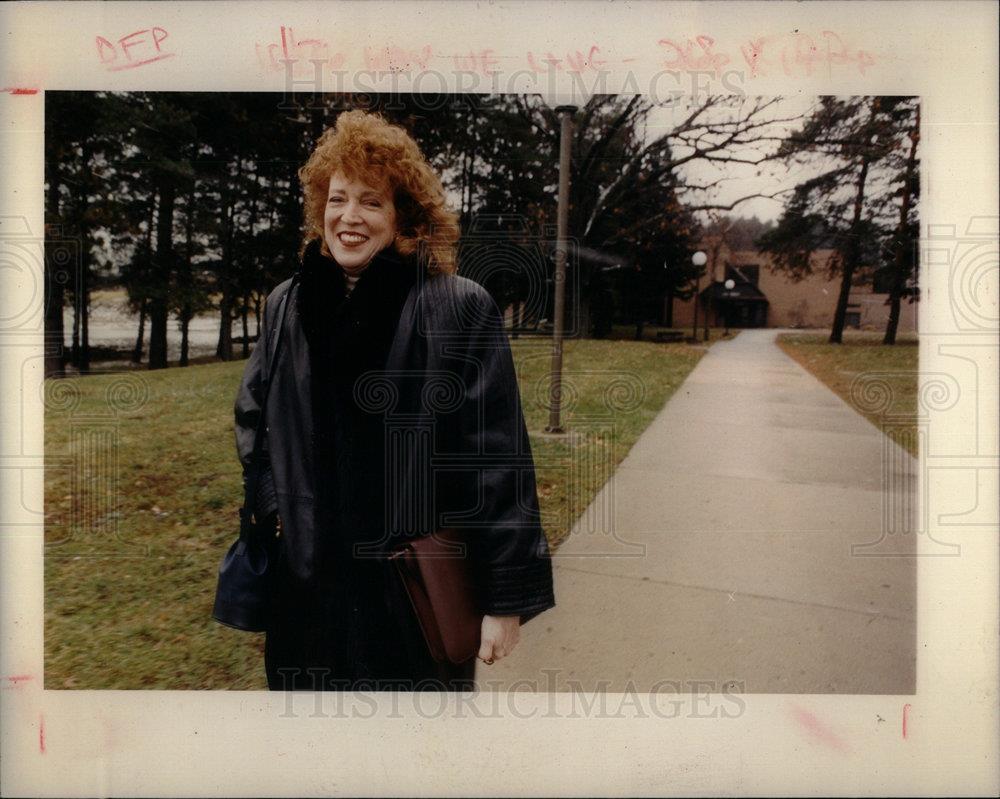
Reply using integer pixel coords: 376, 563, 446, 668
389, 529, 482, 664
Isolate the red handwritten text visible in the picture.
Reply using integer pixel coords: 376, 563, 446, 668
243, 31, 874, 83
527, 45, 607, 73
452, 49, 500, 75
96, 27, 174, 72
740, 30, 876, 77
362, 44, 433, 73
255, 26, 346, 74
658, 36, 731, 75
659, 31, 874, 78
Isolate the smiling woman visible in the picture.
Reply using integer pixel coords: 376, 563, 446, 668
298, 110, 459, 275
324, 173, 398, 274
212, 110, 555, 691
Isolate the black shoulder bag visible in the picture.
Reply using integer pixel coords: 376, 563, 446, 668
212, 277, 297, 632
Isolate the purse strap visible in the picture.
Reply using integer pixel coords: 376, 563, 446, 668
240, 275, 298, 534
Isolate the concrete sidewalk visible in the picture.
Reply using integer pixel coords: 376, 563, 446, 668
485, 329, 916, 693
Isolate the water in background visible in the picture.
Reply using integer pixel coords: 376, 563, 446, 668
61, 291, 255, 370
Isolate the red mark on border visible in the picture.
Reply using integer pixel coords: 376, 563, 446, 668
97, 27, 174, 71
736, 30, 875, 77
658, 35, 731, 76
363, 43, 433, 73
902, 703, 911, 739
107, 53, 175, 72
254, 25, 346, 74
452, 49, 500, 75
39, 714, 46, 754
790, 704, 850, 753
525, 46, 607, 74
3, 88, 39, 95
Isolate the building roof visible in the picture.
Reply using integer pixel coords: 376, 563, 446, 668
700, 280, 769, 303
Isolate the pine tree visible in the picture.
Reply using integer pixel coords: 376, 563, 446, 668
758, 96, 912, 343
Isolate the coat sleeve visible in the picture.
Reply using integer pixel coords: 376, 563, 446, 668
234, 283, 286, 521
450, 286, 555, 620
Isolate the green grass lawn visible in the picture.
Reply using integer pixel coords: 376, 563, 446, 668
606, 324, 736, 343
776, 330, 919, 457
45, 336, 706, 689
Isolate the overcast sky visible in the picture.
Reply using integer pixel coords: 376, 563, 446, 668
649, 94, 823, 224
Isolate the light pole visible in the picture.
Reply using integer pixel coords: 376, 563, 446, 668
546, 104, 576, 435
690, 250, 707, 341
662, 260, 671, 328
723, 278, 736, 336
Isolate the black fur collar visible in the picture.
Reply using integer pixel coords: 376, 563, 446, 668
296, 238, 421, 352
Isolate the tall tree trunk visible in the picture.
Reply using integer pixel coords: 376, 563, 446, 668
180, 318, 190, 366
884, 105, 920, 346
830, 151, 872, 344
132, 298, 146, 364
71, 299, 80, 367
241, 294, 250, 358
148, 183, 176, 370
459, 147, 472, 229
131, 197, 156, 364
76, 141, 95, 374
216, 289, 233, 361
216, 154, 243, 361
465, 149, 475, 222
179, 311, 192, 368
78, 258, 90, 374
179, 185, 196, 367
44, 174, 66, 378
242, 172, 262, 361
310, 105, 326, 145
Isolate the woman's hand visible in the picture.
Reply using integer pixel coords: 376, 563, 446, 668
478, 614, 520, 665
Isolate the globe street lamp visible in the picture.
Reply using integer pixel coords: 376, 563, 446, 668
690, 250, 707, 342
723, 278, 737, 336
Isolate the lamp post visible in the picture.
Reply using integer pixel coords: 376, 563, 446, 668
662, 259, 671, 328
690, 250, 707, 342
723, 278, 736, 336
546, 104, 577, 435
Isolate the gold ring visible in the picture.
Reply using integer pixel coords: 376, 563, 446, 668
484, 657, 494, 665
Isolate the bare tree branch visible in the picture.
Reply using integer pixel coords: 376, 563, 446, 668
684, 188, 796, 213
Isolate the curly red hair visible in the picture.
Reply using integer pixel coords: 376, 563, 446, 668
298, 110, 459, 275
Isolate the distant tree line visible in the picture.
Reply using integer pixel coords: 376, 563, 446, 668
45, 92, 313, 375
43, 92, 919, 376
42, 93, 687, 374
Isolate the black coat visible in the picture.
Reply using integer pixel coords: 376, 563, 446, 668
234, 242, 555, 687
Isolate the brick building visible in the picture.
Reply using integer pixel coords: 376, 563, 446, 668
669, 240, 918, 332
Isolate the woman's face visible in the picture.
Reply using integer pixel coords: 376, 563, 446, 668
324, 171, 398, 273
